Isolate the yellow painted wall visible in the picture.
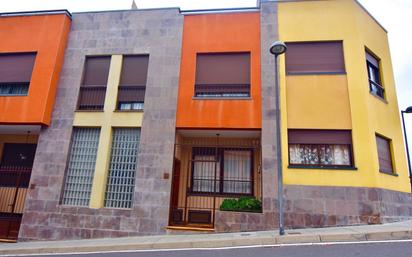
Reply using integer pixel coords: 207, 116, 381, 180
73, 55, 143, 208
287, 75, 352, 129
278, 0, 410, 192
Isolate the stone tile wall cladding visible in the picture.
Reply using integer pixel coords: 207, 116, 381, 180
216, 185, 412, 233
19, 9, 184, 241
259, 0, 280, 225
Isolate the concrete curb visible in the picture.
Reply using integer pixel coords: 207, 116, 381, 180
1, 230, 412, 255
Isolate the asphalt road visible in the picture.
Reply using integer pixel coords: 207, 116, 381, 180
5, 240, 412, 257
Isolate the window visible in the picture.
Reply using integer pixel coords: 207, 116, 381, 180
77, 56, 111, 110
366, 50, 384, 99
194, 52, 250, 98
285, 41, 345, 74
62, 128, 100, 206
376, 134, 394, 174
104, 128, 140, 209
288, 130, 353, 168
117, 55, 148, 111
0, 53, 36, 96
191, 147, 253, 195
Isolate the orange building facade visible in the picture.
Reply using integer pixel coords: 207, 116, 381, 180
0, 11, 71, 241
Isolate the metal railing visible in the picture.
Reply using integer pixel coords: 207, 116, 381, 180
369, 80, 385, 99
77, 86, 106, 110
194, 84, 250, 98
169, 138, 261, 227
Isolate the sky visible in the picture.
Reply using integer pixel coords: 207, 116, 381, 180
0, 0, 411, 160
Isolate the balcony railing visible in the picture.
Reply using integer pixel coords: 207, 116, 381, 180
77, 86, 106, 111
194, 84, 250, 98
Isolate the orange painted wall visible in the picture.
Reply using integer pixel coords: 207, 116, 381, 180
0, 13, 71, 126
176, 12, 261, 129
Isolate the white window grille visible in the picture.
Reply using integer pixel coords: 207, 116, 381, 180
104, 128, 140, 209
62, 128, 100, 206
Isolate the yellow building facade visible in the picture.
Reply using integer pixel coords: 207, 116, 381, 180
278, 0, 410, 192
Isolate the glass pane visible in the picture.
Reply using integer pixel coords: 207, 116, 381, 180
131, 102, 144, 110
119, 103, 131, 110
223, 150, 252, 194
290, 144, 351, 166
62, 128, 100, 206
192, 155, 219, 193
104, 128, 140, 209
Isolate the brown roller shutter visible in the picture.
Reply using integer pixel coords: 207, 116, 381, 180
195, 52, 250, 85
366, 51, 379, 67
117, 86, 145, 102
0, 53, 36, 83
288, 130, 352, 144
119, 55, 149, 86
285, 41, 345, 74
376, 135, 393, 173
82, 56, 111, 86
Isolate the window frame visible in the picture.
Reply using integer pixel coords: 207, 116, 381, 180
116, 54, 149, 112
189, 147, 254, 197
375, 133, 396, 175
77, 56, 111, 111
104, 127, 141, 209
288, 143, 354, 169
61, 127, 101, 207
194, 52, 251, 99
287, 129, 355, 170
365, 49, 385, 100
0, 52, 37, 97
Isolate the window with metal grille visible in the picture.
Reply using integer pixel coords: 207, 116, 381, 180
191, 147, 253, 195
77, 56, 111, 110
104, 128, 140, 209
366, 50, 385, 99
61, 128, 100, 206
117, 55, 148, 111
194, 52, 251, 98
0, 52, 36, 96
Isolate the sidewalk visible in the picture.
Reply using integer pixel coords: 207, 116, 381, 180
1, 220, 412, 255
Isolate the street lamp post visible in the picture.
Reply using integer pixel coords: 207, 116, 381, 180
401, 106, 412, 192
269, 41, 287, 236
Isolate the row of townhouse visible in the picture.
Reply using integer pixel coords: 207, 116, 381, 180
0, 0, 411, 242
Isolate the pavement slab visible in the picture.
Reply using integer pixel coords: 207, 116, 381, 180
0, 220, 412, 255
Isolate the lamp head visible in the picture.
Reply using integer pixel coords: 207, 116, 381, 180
270, 41, 287, 56
405, 106, 412, 113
